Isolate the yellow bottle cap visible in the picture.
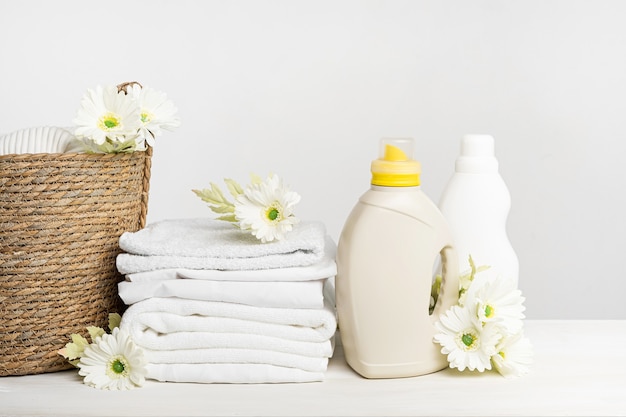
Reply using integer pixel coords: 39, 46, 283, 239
371, 138, 421, 187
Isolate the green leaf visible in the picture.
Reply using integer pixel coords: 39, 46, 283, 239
430, 274, 442, 313
193, 183, 233, 205
87, 326, 105, 342
466, 254, 490, 281
468, 254, 476, 277
209, 182, 228, 202
208, 204, 235, 214
193, 181, 237, 221
70, 333, 89, 347
62, 333, 89, 361
224, 178, 244, 199
192, 188, 219, 205
108, 313, 121, 331
84, 137, 138, 154
216, 214, 237, 223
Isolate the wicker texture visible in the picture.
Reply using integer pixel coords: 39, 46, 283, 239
0, 149, 151, 376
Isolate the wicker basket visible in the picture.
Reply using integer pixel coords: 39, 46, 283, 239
0, 148, 152, 376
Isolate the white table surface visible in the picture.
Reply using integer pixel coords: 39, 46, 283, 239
1, 320, 625, 417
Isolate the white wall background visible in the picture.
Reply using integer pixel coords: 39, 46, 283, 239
1, 1, 625, 319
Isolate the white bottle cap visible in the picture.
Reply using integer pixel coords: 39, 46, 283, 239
455, 134, 499, 173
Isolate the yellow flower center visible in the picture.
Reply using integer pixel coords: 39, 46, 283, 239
98, 113, 121, 131
112, 360, 125, 373
106, 355, 130, 378
457, 329, 480, 351
265, 203, 282, 223
461, 333, 475, 347
484, 304, 495, 319
141, 111, 152, 124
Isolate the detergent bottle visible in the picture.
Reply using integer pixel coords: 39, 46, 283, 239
336, 138, 459, 378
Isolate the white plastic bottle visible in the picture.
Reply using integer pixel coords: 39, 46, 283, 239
336, 138, 459, 379
438, 134, 519, 285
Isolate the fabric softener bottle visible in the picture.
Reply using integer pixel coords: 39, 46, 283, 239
336, 138, 459, 378
438, 134, 519, 286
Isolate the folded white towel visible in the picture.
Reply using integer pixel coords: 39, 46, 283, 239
123, 239, 337, 283
120, 297, 337, 357
116, 218, 327, 274
0, 126, 78, 155
146, 363, 325, 384
118, 279, 326, 308
120, 296, 337, 383
145, 348, 329, 372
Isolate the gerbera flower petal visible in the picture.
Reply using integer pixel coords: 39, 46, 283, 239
434, 305, 501, 372
234, 174, 300, 243
492, 332, 533, 378
73, 85, 142, 145
464, 272, 526, 335
77, 328, 147, 390
128, 84, 180, 145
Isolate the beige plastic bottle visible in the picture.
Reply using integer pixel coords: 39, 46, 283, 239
336, 138, 459, 379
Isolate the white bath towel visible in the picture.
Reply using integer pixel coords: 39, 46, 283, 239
0, 126, 78, 155
120, 297, 337, 357
118, 279, 326, 308
143, 347, 329, 372
123, 239, 337, 283
146, 363, 325, 384
116, 218, 327, 274
120, 296, 337, 383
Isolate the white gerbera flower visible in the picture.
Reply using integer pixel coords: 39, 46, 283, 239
128, 84, 180, 146
77, 328, 147, 390
235, 174, 301, 243
73, 85, 142, 145
434, 305, 501, 372
492, 332, 533, 378
464, 272, 526, 335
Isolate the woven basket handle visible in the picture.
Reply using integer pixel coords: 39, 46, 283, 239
139, 146, 152, 229
117, 81, 143, 94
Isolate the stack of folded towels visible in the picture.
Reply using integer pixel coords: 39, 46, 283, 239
115, 218, 337, 384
